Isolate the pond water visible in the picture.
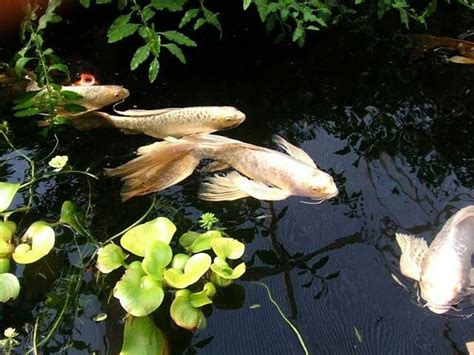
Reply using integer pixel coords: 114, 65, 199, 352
1, 8, 474, 354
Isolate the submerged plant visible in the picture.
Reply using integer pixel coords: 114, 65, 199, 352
96, 213, 246, 353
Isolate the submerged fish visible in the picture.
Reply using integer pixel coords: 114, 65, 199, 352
108, 133, 338, 202
73, 106, 246, 138
409, 34, 474, 65
396, 205, 474, 314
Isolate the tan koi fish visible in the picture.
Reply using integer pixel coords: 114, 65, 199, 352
409, 34, 474, 64
396, 205, 474, 314
108, 133, 338, 202
73, 106, 246, 138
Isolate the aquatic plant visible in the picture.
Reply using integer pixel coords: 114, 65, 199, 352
96, 213, 246, 353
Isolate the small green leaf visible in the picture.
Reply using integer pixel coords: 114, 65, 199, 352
0, 240, 13, 258
179, 9, 200, 28
193, 18, 206, 30
108, 15, 140, 43
142, 6, 156, 22
80, 0, 90, 8
114, 267, 164, 316
0, 222, 13, 242
48, 63, 69, 75
160, 31, 197, 47
131, 45, 150, 70
120, 217, 176, 257
14, 107, 41, 117
189, 282, 216, 307
179, 230, 222, 253
164, 253, 211, 289
0, 258, 10, 273
164, 44, 185, 64
0, 273, 20, 302
117, 0, 128, 10
121, 315, 166, 355
62, 103, 87, 113
97, 244, 126, 273
243, 0, 252, 10
151, 0, 187, 12
12, 221, 55, 264
60, 90, 83, 100
170, 253, 190, 271
15, 56, 36, 76
210, 238, 245, 260
292, 24, 304, 42
142, 240, 172, 280
148, 57, 160, 83
170, 289, 207, 331
59, 201, 86, 235
0, 182, 20, 213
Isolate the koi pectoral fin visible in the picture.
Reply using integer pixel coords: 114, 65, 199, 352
199, 171, 291, 201
200, 160, 232, 173
395, 232, 428, 281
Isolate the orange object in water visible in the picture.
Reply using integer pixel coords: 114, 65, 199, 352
73, 73, 98, 86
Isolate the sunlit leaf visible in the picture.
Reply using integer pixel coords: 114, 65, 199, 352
148, 57, 160, 83
114, 267, 164, 316
189, 282, 216, 307
14, 107, 41, 117
130, 45, 150, 70
0, 240, 13, 257
142, 6, 155, 22
0, 222, 14, 242
121, 315, 167, 355
170, 289, 207, 331
108, 17, 140, 43
0, 258, 10, 273
59, 200, 86, 235
0, 273, 20, 302
142, 240, 172, 280
243, 0, 251, 10
121, 217, 176, 257
12, 221, 55, 264
170, 253, 189, 271
0, 182, 20, 213
179, 9, 200, 28
179, 230, 222, 253
210, 238, 245, 260
160, 31, 197, 47
97, 244, 126, 273
164, 253, 211, 289
151, 0, 187, 12
164, 44, 185, 63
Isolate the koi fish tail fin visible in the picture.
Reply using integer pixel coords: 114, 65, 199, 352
69, 111, 113, 130
107, 138, 200, 201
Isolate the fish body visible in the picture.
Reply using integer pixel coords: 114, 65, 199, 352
108, 133, 338, 202
409, 34, 474, 65
83, 106, 246, 138
396, 206, 474, 314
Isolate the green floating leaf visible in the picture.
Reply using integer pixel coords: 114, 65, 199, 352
160, 31, 197, 47
114, 266, 164, 317
211, 238, 245, 260
170, 289, 207, 331
130, 45, 150, 70
0, 240, 13, 258
142, 240, 172, 280
121, 217, 176, 257
190, 282, 216, 308
148, 57, 160, 83
164, 253, 211, 289
0, 183, 20, 212
12, 221, 55, 264
179, 230, 222, 253
0, 273, 20, 302
170, 253, 189, 270
0, 221, 14, 242
0, 258, 10, 273
59, 201, 86, 235
210, 257, 246, 287
121, 315, 167, 355
97, 244, 126, 273
164, 44, 185, 64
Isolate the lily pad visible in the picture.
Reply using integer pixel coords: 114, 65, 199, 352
142, 241, 172, 281
0, 222, 13, 242
12, 221, 55, 264
170, 253, 190, 271
210, 257, 246, 287
0, 273, 20, 302
179, 230, 222, 253
170, 289, 207, 331
164, 253, 211, 289
210, 238, 245, 260
121, 217, 176, 257
114, 267, 164, 317
121, 315, 167, 355
0, 258, 10, 273
0, 182, 20, 212
97, 244, 126, 273
59, 201, 86, 235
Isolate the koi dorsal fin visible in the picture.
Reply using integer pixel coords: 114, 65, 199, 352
272, 135, 317, 168
395, 232, 429, 281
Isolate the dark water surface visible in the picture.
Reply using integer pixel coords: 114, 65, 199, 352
1, 9, 474, 354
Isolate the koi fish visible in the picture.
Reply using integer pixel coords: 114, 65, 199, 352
72, 106, 246, 138
108, 133, 338, 202
396, 205, 474, 314
409, 34, 474, 64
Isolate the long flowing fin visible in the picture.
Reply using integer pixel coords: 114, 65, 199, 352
395, 232, 428, 281
69, 111, 113, 130
200, 161, 231, 173
113, 107, 179, 116
449, 56, 474, 64
108, 139, 200, 201
199, 172, 291, 201
272, 135, 317, 168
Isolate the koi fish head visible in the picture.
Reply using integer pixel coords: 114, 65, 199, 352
300, 169, 338, 202
71, 85, 130, 111
209, 106, 246, 130
419, 253, 465, 314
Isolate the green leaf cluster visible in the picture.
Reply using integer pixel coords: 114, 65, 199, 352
96, 213, 246, 353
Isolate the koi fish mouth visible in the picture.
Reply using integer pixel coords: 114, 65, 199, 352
300, 190, 338, 205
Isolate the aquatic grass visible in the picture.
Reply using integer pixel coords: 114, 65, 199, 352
251, 281, 309, 355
